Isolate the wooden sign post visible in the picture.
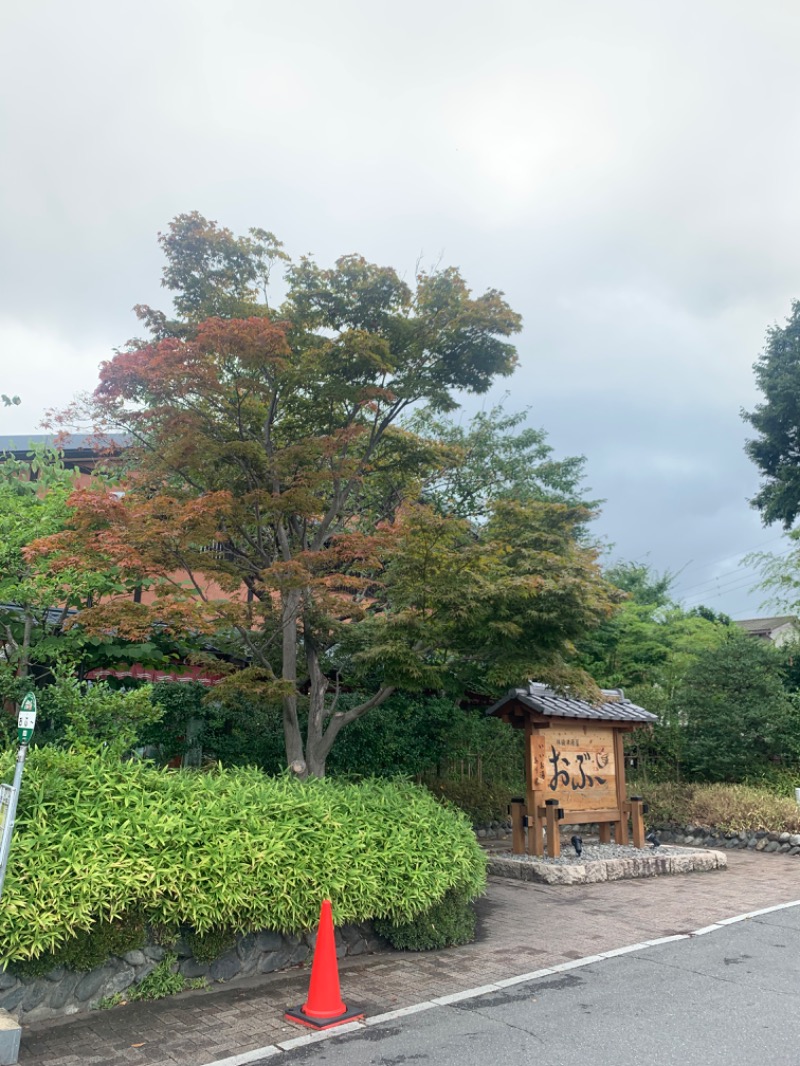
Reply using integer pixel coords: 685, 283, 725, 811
489, 685, 657, 858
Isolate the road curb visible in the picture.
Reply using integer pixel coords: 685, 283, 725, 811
200, 898, 800, 1065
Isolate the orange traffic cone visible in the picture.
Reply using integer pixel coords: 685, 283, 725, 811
285, 900, 365, 1030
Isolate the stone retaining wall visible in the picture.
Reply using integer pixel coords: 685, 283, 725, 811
474, 820, 800, 855
474, 820, 512, 842
653, 824, 800, 854
0, 922, 385, 1024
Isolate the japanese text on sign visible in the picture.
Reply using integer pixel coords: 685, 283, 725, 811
531, 725, 617, 811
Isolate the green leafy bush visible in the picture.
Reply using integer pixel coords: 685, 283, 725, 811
326, 695, 464, 779
130, 954, 184, 1000
424, 778, 514, 825
0, 748, 486, 964
47, 671, 164, 758
9, 914, 145, 978
677, 633, 800, 782
374, 888, 477, 950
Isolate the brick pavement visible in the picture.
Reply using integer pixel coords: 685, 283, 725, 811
18, 851, 800, 1066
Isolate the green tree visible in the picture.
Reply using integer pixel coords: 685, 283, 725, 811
46, 668, 163, 758
30, 214, 620, 777
133, 211, 288, 335
0, 447, 99, 681
744, 300, 800, 528
407, 402, 597, 522
677, 630, 800, 782
578, 563, 725, 693
578, 563, 729, 779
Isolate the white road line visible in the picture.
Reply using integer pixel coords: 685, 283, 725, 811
364, 1001, 438, 1025
432, 984, 501, 1005
200, 898, 800, 1065
203, 1047, 282, 1065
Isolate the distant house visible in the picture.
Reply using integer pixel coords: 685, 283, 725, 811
734, 615, 800, 647
0, 433, 128, 481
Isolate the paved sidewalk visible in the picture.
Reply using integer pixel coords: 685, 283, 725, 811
18, 851, 800, 1066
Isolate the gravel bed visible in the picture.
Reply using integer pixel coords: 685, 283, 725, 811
495, 843, 699, 866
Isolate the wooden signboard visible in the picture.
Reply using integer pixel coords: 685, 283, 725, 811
530, 723, 617, 812
489, 687, 653, 856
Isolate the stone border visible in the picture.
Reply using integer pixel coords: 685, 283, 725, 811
488, 845, 727, 884
473, 820, 800, 856
0, 923, 385, 1025
655, 824, 800, 854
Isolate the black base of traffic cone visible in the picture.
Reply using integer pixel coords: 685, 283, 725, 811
284, 1004, 365, 1031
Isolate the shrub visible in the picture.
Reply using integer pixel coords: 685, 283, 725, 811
424, 778, 514, 825
0, 748, 486, 964
185, 927, 237, 963
677, 632, 800, 782
641, 781, 800, 834
47, 671, 164, 758
9, 914, 146, 978
374, 887, 477, 950
142, 683, 287, 771
325, 694, 464, 779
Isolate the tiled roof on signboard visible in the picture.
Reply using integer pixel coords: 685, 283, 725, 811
486, 682, 657, 723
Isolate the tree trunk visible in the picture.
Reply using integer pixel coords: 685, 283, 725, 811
16, 611, 33, 681
281, 589, 306, 775
304, 639, 328, 778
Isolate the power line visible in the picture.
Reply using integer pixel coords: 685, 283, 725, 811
681, 577, 762, 608
680, 569, 765, 604
676, 564, 760, 599
671, 534, 790, 592
673, 545, 795, 599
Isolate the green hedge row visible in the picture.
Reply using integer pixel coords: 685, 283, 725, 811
424, 778, 514, 825
0, 748, 486, 964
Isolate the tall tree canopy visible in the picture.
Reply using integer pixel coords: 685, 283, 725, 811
577, 562, 731, 779
677, 630, 800, 782
578, 562, 726, 694
31, 215, 620, 776
744, 300, 800, 528
0, 448, 100, 681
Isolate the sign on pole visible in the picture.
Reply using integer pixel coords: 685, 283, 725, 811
17, 692, 36, 746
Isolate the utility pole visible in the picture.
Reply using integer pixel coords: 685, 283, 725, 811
0, 692, 36, 901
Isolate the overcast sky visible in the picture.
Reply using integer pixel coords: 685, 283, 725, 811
2, 0, 799, 618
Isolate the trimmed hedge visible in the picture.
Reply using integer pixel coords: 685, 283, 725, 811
0, 748, 486, 964
374, 887, 477, 950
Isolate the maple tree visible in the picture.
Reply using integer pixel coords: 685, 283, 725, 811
30, 215, 620, 776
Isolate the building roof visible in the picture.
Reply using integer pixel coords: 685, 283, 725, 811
734, 616, 797, 636
0, 603, 77, 628
486, 682, 657, 724
0, 433, 129, 455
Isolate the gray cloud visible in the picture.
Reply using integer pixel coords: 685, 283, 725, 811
2, 0, 799, 616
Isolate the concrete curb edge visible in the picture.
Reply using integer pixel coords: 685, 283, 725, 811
200, 898, 800, 1066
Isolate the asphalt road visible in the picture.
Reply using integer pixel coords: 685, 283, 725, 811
278, 907, 800, 1066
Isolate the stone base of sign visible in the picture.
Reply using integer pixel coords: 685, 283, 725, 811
0, 1009, 20, 1065
488, 845, 727, 885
